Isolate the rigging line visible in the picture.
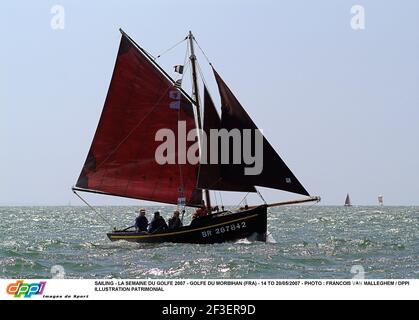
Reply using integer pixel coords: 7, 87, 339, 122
213, 190, 219, 208
142, 48, 156, 60
301, 199, 321, 212
196, 61, 209, 91
256, 188, 267, 205
155, 36, 188, 60
219, 192, 224, 208
193, 38, 212, 66
174, 39, 189, 89
183, 39, 190, 71
194, 61, 209, 146
236, 192, 250, 209
196, 60, 219, 114
195, 60, 218, 192
170, 38, 189, 87
176, 40, 190, 100
196, 61, 210, 96
195, 159, 203, 191
179, 43, 191, 95
193, 58, 205, 191
72, 189, 114, 228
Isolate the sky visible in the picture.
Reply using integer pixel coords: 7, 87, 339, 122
1, 0, 418, 206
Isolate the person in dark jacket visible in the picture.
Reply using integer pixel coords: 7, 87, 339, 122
134, 208, 148, 232
168, 210, 182, 230
148, 211, 168, 233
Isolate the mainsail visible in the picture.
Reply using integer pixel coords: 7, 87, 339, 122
74, 33, 202, 206
212, 69, 310, 196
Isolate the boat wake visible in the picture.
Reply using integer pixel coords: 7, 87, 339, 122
235, 238, 252, 244
266, 232, 277, 244
234, 232, 277, 244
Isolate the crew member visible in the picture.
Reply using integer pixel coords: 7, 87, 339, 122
148, 211, 168, 233
168, 210, 182, 230
192, 207, 208, 220
134, 208, 148, 232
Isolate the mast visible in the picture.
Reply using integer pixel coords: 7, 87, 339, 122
188, 31, 211, 209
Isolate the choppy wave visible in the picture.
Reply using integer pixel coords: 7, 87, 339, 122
0, 206, 417, 279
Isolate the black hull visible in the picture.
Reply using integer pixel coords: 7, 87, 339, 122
107, 205, 267, 244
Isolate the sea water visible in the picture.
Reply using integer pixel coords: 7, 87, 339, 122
0, 206, 417, 279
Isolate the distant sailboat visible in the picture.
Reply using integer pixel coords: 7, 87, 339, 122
378, 195, 384, 206
344, 194, 352, 207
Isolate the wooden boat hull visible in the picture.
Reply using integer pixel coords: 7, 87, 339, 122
107, 205, 267, 244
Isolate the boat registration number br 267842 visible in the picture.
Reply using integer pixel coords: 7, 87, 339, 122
201, 222, 247, 238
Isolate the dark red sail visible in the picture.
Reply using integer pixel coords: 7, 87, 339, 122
197, 86, 256, 192
213, 68, 310, 196
75, 33, 202, 206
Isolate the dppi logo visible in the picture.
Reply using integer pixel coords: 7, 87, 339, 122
6, 280, 46, 298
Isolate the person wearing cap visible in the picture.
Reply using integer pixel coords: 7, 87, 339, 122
148, 211, 168, 233
134, 208, 148, 232
168, 210, 183, 230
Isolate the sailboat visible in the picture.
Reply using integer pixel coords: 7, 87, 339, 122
72, 29, 319, 244
344, 193, 352, 207
378, 195, 384, 206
